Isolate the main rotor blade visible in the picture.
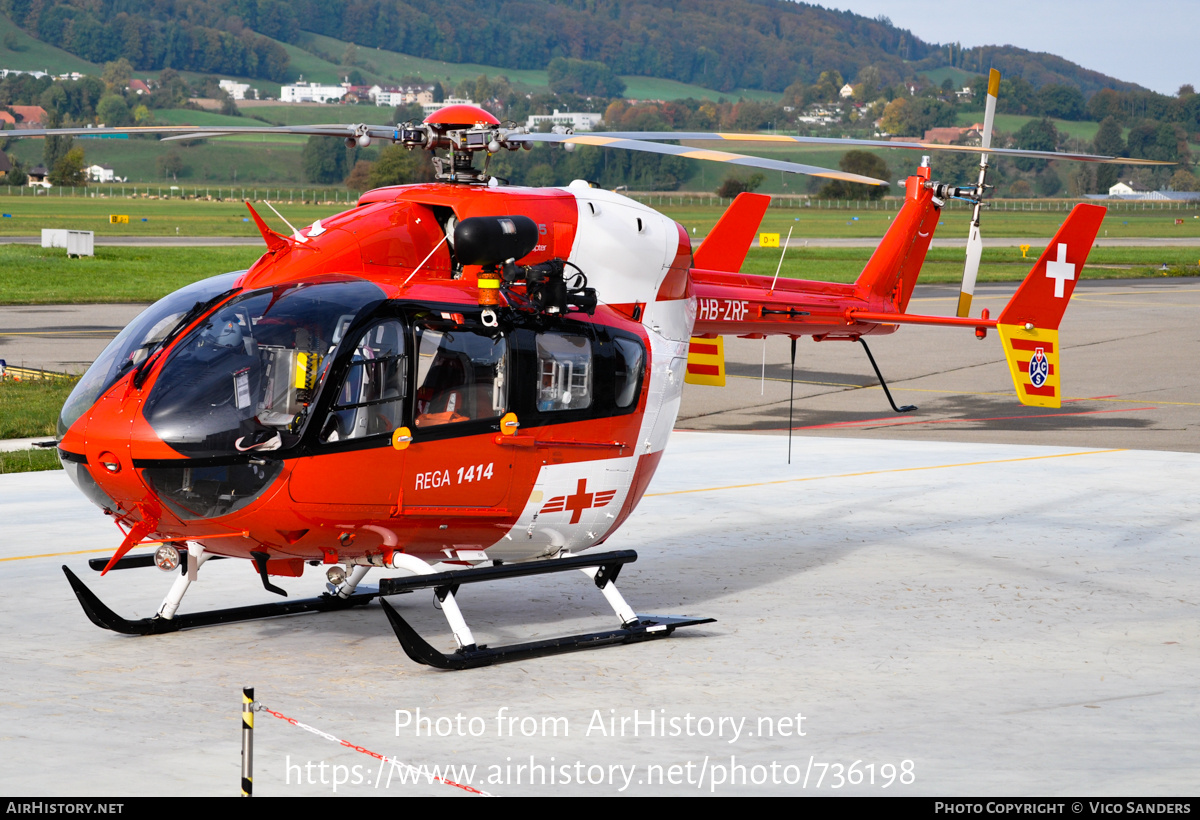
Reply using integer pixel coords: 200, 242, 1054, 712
591, 130, 1171, 166
505, 132, 887, 185
6, 123, 400, 141
957, 68, 1001, 318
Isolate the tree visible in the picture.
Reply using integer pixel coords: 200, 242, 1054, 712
344, 160, 373, 191
1093, 116, 1125, 192
547, 58, 625, 98
367, 145, 433, 189
101, 59, 133, 91
1168, 168, 1200, 191
393, 103, 424, 124
157, 148, 184, 181
879, 97, 954, 136
1036, 84, 1084, 120
49, 147, 86, 187
302, 136, 353, 184
818, 151, 890, 200
4, 157, 28, 187
716, 172, 765, 198
43, 113, 73, 172
96, 94, 132, 127
1014, 118, 1059, 171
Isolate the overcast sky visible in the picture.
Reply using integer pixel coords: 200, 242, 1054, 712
823, 1, 1194, 95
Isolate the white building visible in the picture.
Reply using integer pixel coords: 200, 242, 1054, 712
219, 79, 253, 100
371, 86, 435, 108
280, 82, 346, 104
86, 164, 116, 183
524, 109, 602, 132
839, 83, 854, 99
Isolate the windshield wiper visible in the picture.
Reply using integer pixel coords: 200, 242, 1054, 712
132, 287, 241, 389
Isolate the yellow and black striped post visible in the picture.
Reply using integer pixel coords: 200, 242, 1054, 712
241, 686, 254, 796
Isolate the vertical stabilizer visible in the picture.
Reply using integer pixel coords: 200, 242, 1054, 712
693, 193, 770, 272
997, 203, 1106, 408
854, 167, 939, 312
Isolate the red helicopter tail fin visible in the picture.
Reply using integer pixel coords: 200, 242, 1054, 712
693, 192, 770, 272
853, 171, 939, 313
996, 203, 1106, 409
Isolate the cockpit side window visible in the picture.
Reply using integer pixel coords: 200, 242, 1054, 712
413, 322, 507, 428
536, 333, 593, 412
319, 320, 407, 442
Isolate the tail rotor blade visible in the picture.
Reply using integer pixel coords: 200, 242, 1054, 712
957, 69, 1000, 317
959, 222, 983, 317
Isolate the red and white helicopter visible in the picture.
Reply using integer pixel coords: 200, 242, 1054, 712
38, 76, 1162, 668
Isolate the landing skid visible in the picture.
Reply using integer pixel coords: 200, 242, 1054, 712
62, 566, 379, 635
61, 548, 714, 668
384, 602, 711, 670
377, 550, 715, 670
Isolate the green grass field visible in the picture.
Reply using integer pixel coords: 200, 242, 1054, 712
239, 103, 396, 127
291, 30, 780, 102
0, 245, 263, 303
740, 245, 1200, 283
643, 196, 1200, 239
5, 135, 327, 185
953, 110, 1101, 143
0, 13, 97, 74
2, 194, 1197, 240
0, 375, 77, 437
0, 448, 61, 472
0, 190, 361, 234
0, 206, 1195, 307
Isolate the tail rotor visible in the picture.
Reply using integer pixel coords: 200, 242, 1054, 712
957, 68, 1001, 318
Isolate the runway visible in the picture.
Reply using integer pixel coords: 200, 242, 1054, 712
1, 432, 1197, 796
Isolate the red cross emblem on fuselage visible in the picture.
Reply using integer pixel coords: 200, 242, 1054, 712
540, 479, 618, 524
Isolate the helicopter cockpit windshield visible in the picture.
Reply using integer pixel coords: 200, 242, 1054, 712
143, 278, 386, 458
57, 272, 244, 439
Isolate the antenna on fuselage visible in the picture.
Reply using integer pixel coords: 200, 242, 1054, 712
264, 201, 306, 242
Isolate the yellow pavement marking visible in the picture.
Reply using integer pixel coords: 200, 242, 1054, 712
645, 448, 1125, 498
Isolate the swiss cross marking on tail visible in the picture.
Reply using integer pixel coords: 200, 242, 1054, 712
1045, 243, 1075, 298
1029, 347, 1049, 387
540, 479, 616, 524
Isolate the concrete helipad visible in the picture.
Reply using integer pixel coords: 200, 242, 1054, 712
1, 432, 1196, 796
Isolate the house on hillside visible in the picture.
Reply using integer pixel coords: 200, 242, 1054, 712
839, 83, 854, 99
27, 165, 50, 188
87, 164, 116, 183
1108, 179, 1150, 196
922, 123, 984, 145
0, 105, 47, 128
128, 79, 152, 96
0, 152, 12, 180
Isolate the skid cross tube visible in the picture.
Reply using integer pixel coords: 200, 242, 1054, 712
377, 550, 714, 670
377, 549, 637, 595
